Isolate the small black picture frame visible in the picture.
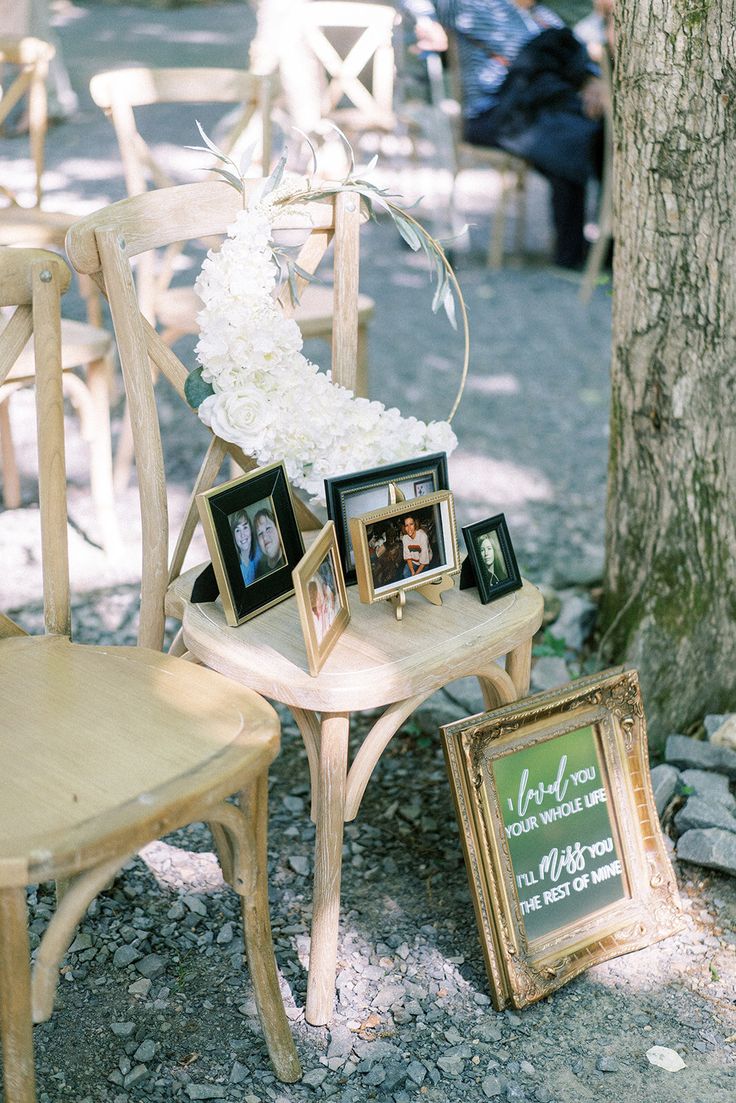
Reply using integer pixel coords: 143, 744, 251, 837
462, 514, 522, 604
324, 452, 450, 586
196, 462, 305, 626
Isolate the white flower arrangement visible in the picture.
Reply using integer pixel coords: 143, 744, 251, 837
187, 129, 467, 504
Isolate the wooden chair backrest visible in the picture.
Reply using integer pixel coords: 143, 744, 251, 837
65, 179, 364, 650
0, 247, 71, 637
89, 67, 276, 196
299, 2, 397, 128
0, 36, 55, 208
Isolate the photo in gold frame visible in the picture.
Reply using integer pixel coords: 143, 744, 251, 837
441, 668, 682, 1010
292, 522, 350, 676
348, 489, 459, 606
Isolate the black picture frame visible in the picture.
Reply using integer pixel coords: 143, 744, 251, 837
196, 462, 305, 626
462, 513, 522, 604
324, 452, 450, 585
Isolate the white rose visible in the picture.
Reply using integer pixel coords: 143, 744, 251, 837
199, 391, 275, 453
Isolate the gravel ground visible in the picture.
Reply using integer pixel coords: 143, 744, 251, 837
2, 3, 734, 1101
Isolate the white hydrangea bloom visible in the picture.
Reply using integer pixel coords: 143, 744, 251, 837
194, 196, 458, 505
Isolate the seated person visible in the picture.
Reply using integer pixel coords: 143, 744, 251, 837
401, 0, 604, 269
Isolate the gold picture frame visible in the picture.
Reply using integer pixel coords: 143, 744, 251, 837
292, 522, 350, 676
348, 489, 460, 608
441, 668, 682, 1010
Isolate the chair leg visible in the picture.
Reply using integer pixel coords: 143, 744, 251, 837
113, 403, 134, 492
355, 322, 369, 399
488, 170, 509, 269
237, 776, 301, 1083
305, 711, 349, 1027
505, 639, 533, 697
0, 399, 21, 508
85, 356, 122, 558
0, 887, 36, 1103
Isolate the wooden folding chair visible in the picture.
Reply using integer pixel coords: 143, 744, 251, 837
0, 247, 301, 1101
0, 36, 120, 556
66, 181, 544, 1027
298, 1, 399, 137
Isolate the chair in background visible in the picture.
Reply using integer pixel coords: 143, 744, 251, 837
0, 247, 301, 1102
66, 179, 544, 1028
425, 42, 528, 269
296, 1, 399, 143
89, 65, 374, 487
0, 36, 120, 556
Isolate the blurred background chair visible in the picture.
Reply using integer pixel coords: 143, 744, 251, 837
66, 180, 544, 1028
424, 40, 529, 269
579, 45, 613, 303
0, 247, 301, 1101
0, 35, 120, 555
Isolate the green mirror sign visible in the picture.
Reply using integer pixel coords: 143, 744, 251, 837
491, 724, 625, 942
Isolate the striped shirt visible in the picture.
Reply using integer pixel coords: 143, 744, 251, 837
401, 0, 564, 117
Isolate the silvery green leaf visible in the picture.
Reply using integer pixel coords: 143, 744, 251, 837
184, 366, 214, 409
293, 263, 318, 284
287, 260, 301, 305
238, 141, 257, 175
192, 120, 235, 168
261, 148, 287, 198
358, 154, 379, 176
393, 214, 422, 251
207, 166, 244, 193
442, 285, 458, 329
328, 123, 355, 180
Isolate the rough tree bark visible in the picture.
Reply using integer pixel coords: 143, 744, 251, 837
599, 0, 736, 748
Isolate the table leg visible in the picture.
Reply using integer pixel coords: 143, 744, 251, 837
505, 639, 532, 697
306, 711, 349, 1026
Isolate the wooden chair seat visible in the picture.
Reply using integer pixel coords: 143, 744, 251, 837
6, 318, 112, 378
171, 566, 542, 714
0, 635, 278, 884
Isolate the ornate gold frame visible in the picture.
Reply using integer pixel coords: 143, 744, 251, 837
441, 668, 682, 1009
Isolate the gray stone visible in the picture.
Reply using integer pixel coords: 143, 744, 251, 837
650, 764, 680, 817
68, 932, 94, 954
127, 977, 151, 997
551, 590, 596, 651
665, 734, 736, 779
596, 1055, 619, 1072
185, 1086, 228, 1100
677, 829, 736, 875
110, 1022, 136, 1038
704, 714, 729, 739
530, 656, 570, 692
282, 795, 305, 814
679, 769, 736, 812
374, 984, 405, 1010
675, 797, 736, 836
183, 894, 208, 917
327, 1025, 354, 1060
437, 1054, 465, 1076
133, 1039, 156, 1063
302, 1068, 329, 1089
407, 1060, 426, 1085
382, 1061, 407, 1091
136, 953, 166, 979
482, 1075, 502, 1097
710, 715, 736, 749
229, 1061, 249, 1085
363, 1065, 386, 1086
123, 1065, 149, 1088
113, 944, 141, 968
216, 922, 234, 945
288, 855, 310, 876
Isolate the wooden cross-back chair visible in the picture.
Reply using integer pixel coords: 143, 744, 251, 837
0, 36, 54, 209
298, 1, 399, 137
0, 37, 120, 555
0, 247, 301, 1101
65, 181, 544, 1028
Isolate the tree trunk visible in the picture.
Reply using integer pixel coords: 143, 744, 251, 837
600, 0, 736, 749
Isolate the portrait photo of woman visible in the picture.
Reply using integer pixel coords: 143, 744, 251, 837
229, 508, 262, 587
